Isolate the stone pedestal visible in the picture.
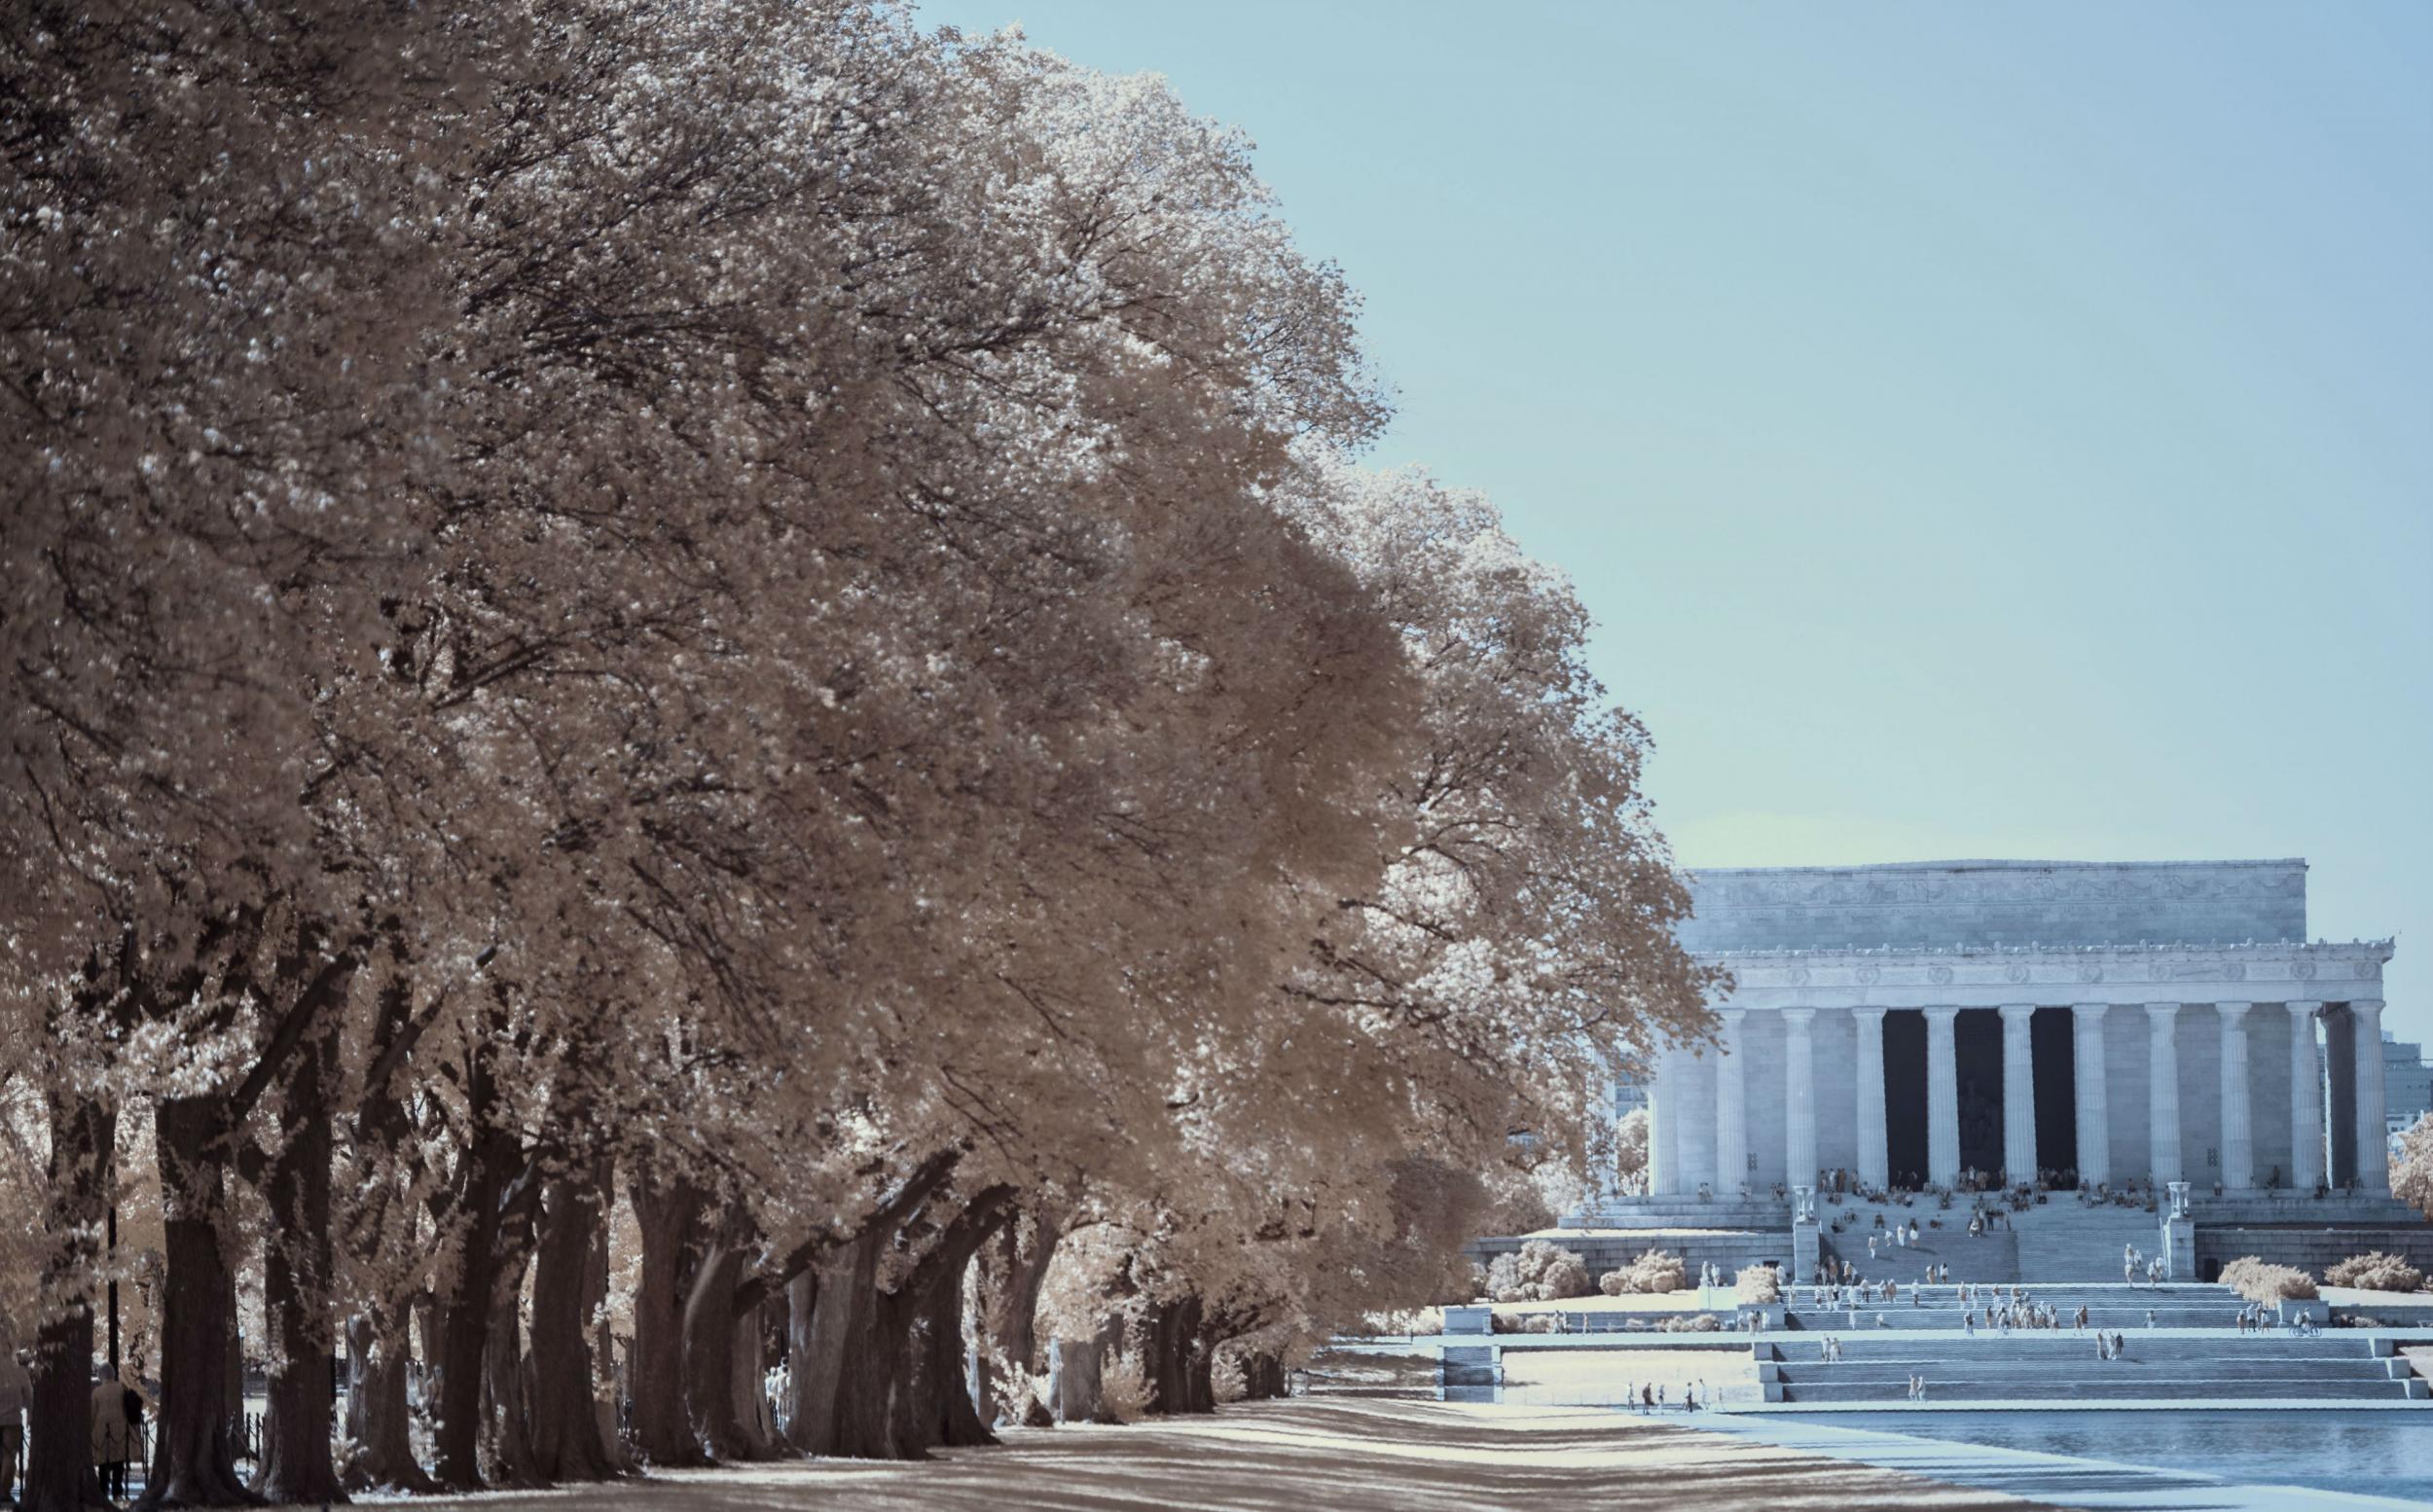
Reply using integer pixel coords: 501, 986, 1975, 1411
2162, 1180, 2196, 1279
1791, 1185, 1820, 1281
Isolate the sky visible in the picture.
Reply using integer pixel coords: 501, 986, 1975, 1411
914, 1, 2433, 1046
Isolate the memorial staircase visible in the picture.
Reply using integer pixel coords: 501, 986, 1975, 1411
2011, 1204, 2161, 1280
1821, 1225, 2015, 1285
1781, 1280, 2236, 1332
1760, 1321, 2425, 1406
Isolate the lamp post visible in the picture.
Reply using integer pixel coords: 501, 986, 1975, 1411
108, 1201, 120, 1376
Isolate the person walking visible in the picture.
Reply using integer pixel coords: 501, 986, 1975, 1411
0, 1330, 27, 1508
91, 1366, 145, 1502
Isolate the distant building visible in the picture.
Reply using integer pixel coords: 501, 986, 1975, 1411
1636, 858, 2399, 1195
2387, 1031, 2431, 1134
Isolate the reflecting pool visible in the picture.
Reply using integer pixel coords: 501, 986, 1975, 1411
1793, 1409, 2433, 1505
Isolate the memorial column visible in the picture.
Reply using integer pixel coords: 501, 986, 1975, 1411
2146, 1003, 2183, 1185
1714, 1008, 1749, 1196
2217, 1002, 2254, 1192
2287, 1001, 2323, 1192
2353, 999, 2390, 1191
2072, 1003, 2111, 1186
1784, 1008, 1818, 1190
1999, 1004, 2037, 1186
1854, 1007, 1890, 1192
1925, 1006, 1960, 1188
1646, 1045, 1679, 1196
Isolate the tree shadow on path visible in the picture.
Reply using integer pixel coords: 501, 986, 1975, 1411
410, 1399, 2067, 1512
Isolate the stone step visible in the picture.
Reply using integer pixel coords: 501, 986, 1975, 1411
1777, 1360, 2387, 1382
1778, 1379, 2414, 1403
1765, 1342, 2376, 1364
1781, 1311, 2258, 1330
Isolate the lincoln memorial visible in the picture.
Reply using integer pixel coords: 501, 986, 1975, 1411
1644, 858, 2398, 1198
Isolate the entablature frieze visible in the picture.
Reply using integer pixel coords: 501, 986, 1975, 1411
1701, 941, 2393, 1011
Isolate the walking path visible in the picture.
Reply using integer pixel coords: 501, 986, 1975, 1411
404, 1399, 2053, 1511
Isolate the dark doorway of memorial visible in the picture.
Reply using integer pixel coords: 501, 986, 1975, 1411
2030, 1006, 2078, 1182
1955, 1009, 2003, 1178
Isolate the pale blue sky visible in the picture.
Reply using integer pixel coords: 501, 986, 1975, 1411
918, 1, 2433, 1043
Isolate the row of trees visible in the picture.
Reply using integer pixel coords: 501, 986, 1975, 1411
0, 2, 1716, 1507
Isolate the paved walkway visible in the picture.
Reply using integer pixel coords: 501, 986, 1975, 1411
405, 1399, 2055, 1511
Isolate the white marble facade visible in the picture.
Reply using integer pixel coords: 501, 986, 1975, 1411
1642, 860, 2396, 1196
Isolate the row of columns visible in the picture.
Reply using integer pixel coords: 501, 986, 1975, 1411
1653, 999, 2388, 1196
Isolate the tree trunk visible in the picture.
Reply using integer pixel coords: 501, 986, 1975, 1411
1142, 1293, 1211, 1416
977, 1210, 1060, 1425
526, 1164, 621, 1482
782, 1271, 817, 1449
726, 1302, 774, 1458
1049, 1315, 1122, 1425
341, 1314, 432, 1493
914, 1277, 993, 1449
341, 971, 437, 1492
480, 1291, 540, 1488
431, 1115, 516, 1490
842, 1188, 1012, 1460
782, 1154, 966, 1458
24, 1091, 113, 1512
255, 1023, 345, 1505
588, 1201, 624, 1464
628, 1170, 706, 1467
140, 1096, 255, 1509
788, 1231, 876, 1456
678, 1222, 757, 1461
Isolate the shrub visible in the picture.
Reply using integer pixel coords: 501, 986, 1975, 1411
1657, 1313, 1722, 1332
1486, 1240, 1592, 1302
1596, 1247, 1688, 1297
2324, 1251, 2427, 1293
2220, 1256, 2319, 1303
1100, 1346, 1153, 1422
1493, 1312, 1558, 1334
1539, 1256, 1592, 1301
1735, 1264, 1782, 1306
1211, 1350, 1247, 1404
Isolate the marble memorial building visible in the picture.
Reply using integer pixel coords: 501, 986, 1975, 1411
1644, 859, 2397, 1198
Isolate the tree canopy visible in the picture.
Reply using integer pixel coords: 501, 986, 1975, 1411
0, 3, 1711, 1503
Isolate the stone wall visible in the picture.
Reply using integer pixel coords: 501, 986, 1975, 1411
2196, 1226, 2433, 1279
1464, 1231, 1791, 1280
1679, 859, 2307, 954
